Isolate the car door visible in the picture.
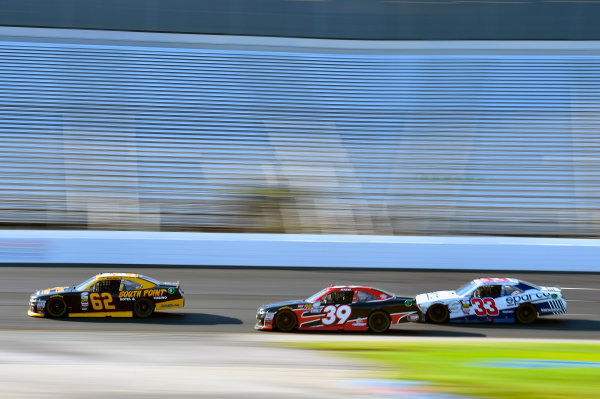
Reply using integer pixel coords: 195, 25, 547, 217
469, 285, 502, 319
88, 278, 120, 314
320, 290, 354, 329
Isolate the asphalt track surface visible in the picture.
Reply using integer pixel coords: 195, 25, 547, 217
1, 267, 599, 398
1, 267, 599, 338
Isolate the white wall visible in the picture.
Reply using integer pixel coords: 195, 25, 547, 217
0, 230, 597, 272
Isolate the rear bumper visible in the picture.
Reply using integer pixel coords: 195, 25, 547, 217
155, 298, 184, 311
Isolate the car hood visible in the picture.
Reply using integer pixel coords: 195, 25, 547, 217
259, 299, 306, 312
416, 290, 458, 304
35, 286, 75, 296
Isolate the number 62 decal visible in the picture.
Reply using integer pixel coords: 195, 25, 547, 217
322, 304, 352, 325
89, 292, 116, 311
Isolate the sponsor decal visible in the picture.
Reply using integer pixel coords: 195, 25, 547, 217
120, 297, 133, 301
461, 300, 471, 314
119, 290, 142, 298
143, 288, 168, 297
506, 292, 552, 306
118, 288, 169, 298
350, 318, 367, 327
81, 292, 89, 310
447, 301, 462, 312
160, 303, 178, 308
265, 313, 274, 320
154, 296, 167, 300
37, 301, 46, 312
404, 299, 414, 307
167, 288, 176, 295
551, 293, 558, 299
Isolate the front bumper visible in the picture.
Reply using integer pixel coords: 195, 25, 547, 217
27, 310, 44, 317
28, 297, 46, 317
255, 311, 275, 330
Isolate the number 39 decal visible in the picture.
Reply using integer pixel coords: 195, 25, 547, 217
322, 304, 352, 325
471, 298, 499, 316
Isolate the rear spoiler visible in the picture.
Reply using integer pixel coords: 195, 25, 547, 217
162, 281, 179, 287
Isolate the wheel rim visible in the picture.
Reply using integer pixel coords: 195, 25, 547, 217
369, 312, 390, 332
518, 305, 536, 323
135, 299, 153, 317
429, 306, 447, 323
48, 299, 65, 316
276, 312, 295, 331
371, 315, 386, 330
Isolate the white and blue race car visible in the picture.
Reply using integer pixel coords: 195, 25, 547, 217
416, 277, 567, 324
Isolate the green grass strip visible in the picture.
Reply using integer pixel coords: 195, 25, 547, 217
289, 341, 600, 399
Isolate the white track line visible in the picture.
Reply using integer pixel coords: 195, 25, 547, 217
562, 287, 600, 291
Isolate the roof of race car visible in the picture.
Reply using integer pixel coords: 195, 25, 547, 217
473, 278, 520, 285
329, 285, 388, 291
96, 272, 140, 278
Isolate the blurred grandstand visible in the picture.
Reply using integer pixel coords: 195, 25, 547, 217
1, 1, 599, 237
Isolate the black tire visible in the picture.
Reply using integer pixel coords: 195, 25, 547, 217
45, 297, 67, 318
368, 311, 391, 333
133, 298, 155, 318
274, 310, 297, 332
427, 304, 449, 323
515, 303, 537, 324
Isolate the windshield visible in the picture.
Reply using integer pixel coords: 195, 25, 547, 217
306, 288, 328, 303
456, 281, 478, 296
75, 276, 97, 291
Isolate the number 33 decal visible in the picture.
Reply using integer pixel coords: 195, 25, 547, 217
322, 305, 352, 325
471, 298, 499, 316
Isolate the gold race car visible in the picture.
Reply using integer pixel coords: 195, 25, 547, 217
28, 273, 184, 318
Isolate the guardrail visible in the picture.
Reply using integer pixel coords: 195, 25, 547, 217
0, 230, 598, 272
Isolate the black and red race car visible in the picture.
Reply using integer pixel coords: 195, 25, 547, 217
255, 285, 421, 333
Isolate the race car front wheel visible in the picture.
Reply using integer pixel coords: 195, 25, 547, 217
426, 304, 449, 323
515, 303, 537, 324
368, 311, 391, 333
133, 298, 155, 318
45, 297, 67, 318
275, 310, 297, 332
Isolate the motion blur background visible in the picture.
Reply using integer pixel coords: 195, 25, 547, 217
1, 0, 600, 238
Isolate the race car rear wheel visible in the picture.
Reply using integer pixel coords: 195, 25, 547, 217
515, 303, 537, 324
426, 304, 449, 323
368, 311, 391, 333
133, 298, 155, 318
274, 310, 297, 332
46, 297, 67, 318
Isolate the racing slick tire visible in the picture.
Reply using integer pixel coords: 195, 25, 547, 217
45, 297, 67, 318
426, 304, 449, 323
133, 298, 155, 318
368, 311, 391, 333
515, 303, 537, 325
274, 310, 297, 332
